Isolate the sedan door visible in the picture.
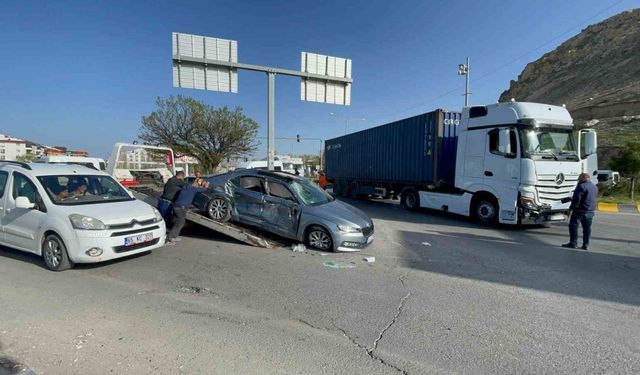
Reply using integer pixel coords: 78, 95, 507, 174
261, 179, 300, 238
232, 176, 266, 225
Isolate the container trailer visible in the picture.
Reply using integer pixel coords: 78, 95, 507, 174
325, 101, 598, 225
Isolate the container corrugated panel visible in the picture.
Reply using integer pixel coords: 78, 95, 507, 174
325, 109, 461, 185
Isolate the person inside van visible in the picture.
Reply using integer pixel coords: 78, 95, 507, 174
57, 180, 90, 201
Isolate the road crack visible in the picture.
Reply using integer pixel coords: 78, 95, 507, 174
334, 274, 412, 374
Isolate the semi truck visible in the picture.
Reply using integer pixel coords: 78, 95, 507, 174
325, 101, 598, 225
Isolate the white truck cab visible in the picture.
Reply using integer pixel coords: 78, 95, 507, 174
0, 161, 166, 271
420, 101, 597, 225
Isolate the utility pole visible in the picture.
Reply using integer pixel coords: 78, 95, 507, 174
458, 57, 471, 107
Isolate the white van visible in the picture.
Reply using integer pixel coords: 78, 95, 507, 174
35, 155, 107, 171
0, 161, 166, 271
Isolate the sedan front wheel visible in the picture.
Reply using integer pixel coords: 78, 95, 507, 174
307, 226, 333, 251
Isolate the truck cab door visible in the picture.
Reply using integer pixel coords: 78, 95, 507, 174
262, 180, 300, 239
483, 127, 520, 221
578, 129, 598, 179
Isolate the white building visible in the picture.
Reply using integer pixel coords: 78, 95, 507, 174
0, 134, 27, 161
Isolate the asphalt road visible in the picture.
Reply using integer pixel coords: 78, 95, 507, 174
1, 198, 639, 374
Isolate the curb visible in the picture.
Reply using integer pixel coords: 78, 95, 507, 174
597, 202, 640, 214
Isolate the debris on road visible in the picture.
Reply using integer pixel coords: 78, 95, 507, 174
421, 241, 432, 246
291, 243, 306, 252
363, 256, 376, 263
323, 261, 356, 269
176, 286, 217, 295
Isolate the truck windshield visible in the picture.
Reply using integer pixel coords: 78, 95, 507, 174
289, 179, 334, 206
520, 128, 578, 161
38, 175, 133, 205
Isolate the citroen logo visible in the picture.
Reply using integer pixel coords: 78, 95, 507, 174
555, 173, 565, 185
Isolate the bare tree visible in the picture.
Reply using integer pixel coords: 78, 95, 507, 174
139, 95, 259, 172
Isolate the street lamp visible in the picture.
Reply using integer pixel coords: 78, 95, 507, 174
458, 57, 471, 107
329, 113, 367, 134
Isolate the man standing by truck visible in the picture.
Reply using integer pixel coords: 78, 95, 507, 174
166, 179, 209, 244
562, 173, 598, 250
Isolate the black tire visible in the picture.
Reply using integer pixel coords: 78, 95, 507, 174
42, 234, 73, 271
473, 196, 499, 225
349, 182, 360, 199
341, 181, 350, 197
206, 197, 231, 222
333, 180, 344, 197
306, 226, 334, 251
401, 189, 420, 211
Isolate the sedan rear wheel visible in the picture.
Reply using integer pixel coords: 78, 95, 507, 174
307, 226, 333, 251
207, 198, 231, 222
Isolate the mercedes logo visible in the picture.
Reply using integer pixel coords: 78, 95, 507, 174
555, 173, 565, 185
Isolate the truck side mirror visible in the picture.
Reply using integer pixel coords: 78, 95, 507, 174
584, 131, 597, 156
498, 129, 511, 155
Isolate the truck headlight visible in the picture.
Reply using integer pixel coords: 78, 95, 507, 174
519, 195, 538, 210
69, 214, 106, 230
152, 208, 163, 223
337, 225, 362, 233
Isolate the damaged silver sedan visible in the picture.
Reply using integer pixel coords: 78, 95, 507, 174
192, 170, 374, 251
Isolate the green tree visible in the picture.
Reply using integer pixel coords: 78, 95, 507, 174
139, 95, 259, 172
610, 141, 640, 199
16, 153, 36, 163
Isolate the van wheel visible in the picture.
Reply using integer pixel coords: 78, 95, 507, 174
307, 226, 333, 251
401, 189, 419, 211
206, 197, 231, 222
42, 234, 73, 271
473, 196, 499, 225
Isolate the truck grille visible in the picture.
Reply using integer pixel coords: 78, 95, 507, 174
536, 174, 578, 204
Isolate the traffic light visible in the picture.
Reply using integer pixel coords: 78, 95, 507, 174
296, 134, 300, 143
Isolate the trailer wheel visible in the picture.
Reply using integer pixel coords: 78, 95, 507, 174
349, 182, 360, 199
473, 195, 499, 225
401, 189, 420, 211
333, 180, 344, 197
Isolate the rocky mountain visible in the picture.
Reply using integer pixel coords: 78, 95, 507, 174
499, 8, 640, 167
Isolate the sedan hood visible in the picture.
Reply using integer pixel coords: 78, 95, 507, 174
303, 199, 372, 228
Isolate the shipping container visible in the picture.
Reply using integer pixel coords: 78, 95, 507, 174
325, 109, 461, 191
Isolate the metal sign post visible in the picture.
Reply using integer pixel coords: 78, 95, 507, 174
172, 33, 352, 170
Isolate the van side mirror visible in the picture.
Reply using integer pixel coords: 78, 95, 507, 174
15, 196, 35, 209
498, 129, 511, 154
584, 131, 597, 156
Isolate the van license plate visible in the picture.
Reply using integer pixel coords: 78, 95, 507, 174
124, 233, 153, 246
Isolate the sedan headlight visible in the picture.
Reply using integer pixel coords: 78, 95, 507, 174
69, 214, 106, 230
337, 225, 362, 233
152, 208, 163, 223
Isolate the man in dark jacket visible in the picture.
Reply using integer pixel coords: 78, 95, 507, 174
158, 171, 185, 222
562, 173, 598, 250
166, 180, 209, 244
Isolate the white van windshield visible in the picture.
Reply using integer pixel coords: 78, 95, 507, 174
38, 175, 133, 205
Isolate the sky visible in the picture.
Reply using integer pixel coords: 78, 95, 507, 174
0, 0, 635, 159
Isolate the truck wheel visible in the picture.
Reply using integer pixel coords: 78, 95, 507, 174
473, 197, 499, 225
401, 189, 420, 211
42, 234, 74, 271
206, 197, 231, 222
